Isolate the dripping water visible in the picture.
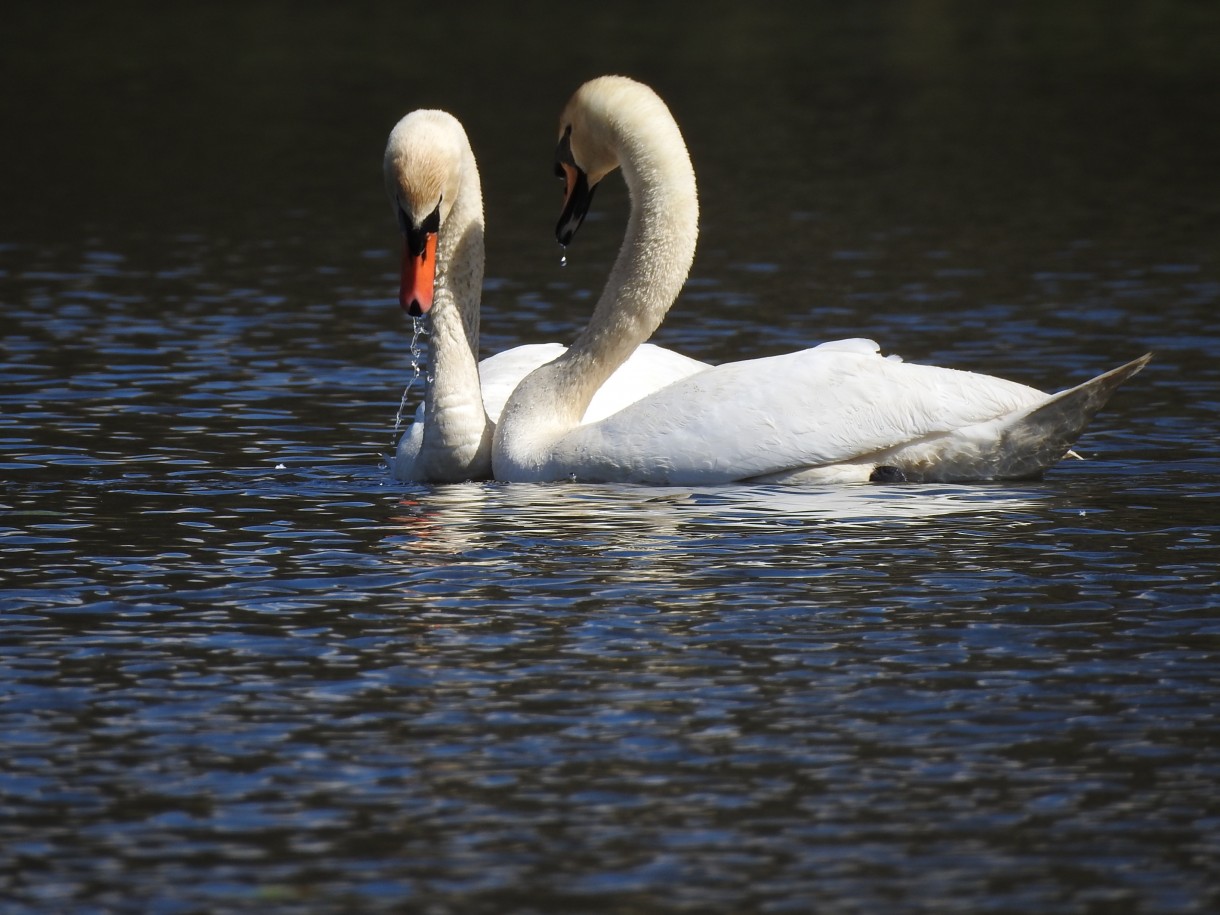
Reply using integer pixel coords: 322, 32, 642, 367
393, 316, 430, 438
560, 246, 567, 268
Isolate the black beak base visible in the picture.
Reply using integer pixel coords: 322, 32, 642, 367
556, 170, 595, 247
554, 126, 596, 247
403, 202, 441, 257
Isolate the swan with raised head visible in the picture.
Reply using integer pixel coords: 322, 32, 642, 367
383, 108, 707, 483
491, 75, 1150, 484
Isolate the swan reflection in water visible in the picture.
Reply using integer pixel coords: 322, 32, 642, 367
384, 482, 1045, 559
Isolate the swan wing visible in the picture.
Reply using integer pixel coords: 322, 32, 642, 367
583, 343, 710, 422
478, 342, 708, 424
547, 342, 1065, 484
479, 344, 567, 422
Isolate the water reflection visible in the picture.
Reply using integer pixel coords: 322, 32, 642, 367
385, 481, 1044, 558
3, 2, 1220, 912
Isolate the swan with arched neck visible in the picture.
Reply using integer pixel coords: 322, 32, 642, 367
383, 108, 708, 483
491, 76, 1150, 484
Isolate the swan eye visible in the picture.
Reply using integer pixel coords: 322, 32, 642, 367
422, 201, 441, 235
403, 201, 443, 257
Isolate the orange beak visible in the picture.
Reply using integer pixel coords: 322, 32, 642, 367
399, 233, 437, 316
559, 162, 579, 213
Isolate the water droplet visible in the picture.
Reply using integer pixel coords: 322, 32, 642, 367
559, 246, 567, 268
394, 315, 431, 436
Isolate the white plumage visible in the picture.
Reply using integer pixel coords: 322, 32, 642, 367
382, 109, 708, 483
490, 76, 1149, 485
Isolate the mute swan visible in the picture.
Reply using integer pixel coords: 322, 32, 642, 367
383, 108, 707, 483
491, 75, 1150, 484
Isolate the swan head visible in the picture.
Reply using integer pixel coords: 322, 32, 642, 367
553, 75, 685, 246
383, 110, 469, 315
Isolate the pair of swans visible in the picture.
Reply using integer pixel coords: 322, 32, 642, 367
384, 100, 706, 483
385, 75, 1149, 485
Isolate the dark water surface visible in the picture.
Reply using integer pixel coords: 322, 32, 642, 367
3, 2, 1220, 912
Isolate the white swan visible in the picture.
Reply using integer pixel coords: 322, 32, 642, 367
383, 108, 707, 483
491, 75, 1150, 485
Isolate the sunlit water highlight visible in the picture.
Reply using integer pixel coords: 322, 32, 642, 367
3, 3, 1220, 912
2, 235, 1217, 913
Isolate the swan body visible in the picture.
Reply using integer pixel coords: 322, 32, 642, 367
383, 108, 708, 483
515, 338, 1149, 485
394, 340, 706, 475
491, 75, 1149, 484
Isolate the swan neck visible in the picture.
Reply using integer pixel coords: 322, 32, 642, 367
491, 85, 699, 481
556, 118, 699, 416
434, 144, 484, 354
413, 142, 491, 481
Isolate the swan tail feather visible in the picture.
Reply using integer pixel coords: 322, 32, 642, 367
1001, 352, 1151, 471
897, 353, 1152, 482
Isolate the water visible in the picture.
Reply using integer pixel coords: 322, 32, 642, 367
3, 2, 1220, 912
395, 317, 430, 435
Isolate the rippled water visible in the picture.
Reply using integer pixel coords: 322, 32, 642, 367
4, 2, 1220, 912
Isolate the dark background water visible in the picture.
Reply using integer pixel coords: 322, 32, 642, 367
2, 1, 1219, 912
